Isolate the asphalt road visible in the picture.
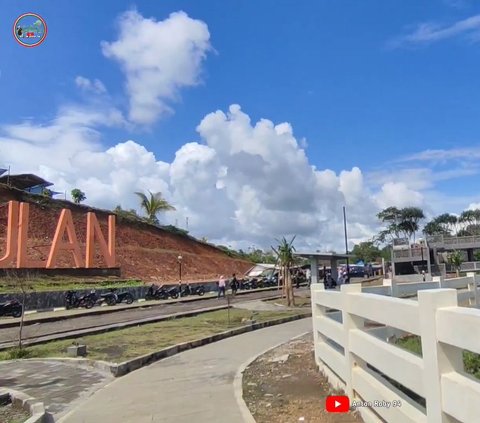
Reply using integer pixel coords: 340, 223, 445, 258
0, 289, 294, 345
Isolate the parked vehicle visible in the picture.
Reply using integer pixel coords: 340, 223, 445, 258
145, 284, 170, 301
241, 278, 258, 290
180, 284, 206, 297
64, 291, 95, 309
167, 286, 179, 299
109, 288, 134, 304
0, 299, 23, 318
92, 290, 117, 306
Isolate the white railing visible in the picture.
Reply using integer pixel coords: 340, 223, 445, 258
392, 247, 428, 260
427, 234, 480, 247
311, 276, 480, 423
461, 261, 480, 272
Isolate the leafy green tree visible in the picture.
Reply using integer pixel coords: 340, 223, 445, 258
423, 213, 459, 237
71, 188, 86, 204
448, 250, 464, 277
376, 206, 425, 244
352, 242, 381, 263
135, 191, 175, 225
423, 220, 450, 236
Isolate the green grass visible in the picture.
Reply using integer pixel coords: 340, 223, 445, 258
0, 277, 143, 294
0, 309, 301, 363
396, 335, 480, 379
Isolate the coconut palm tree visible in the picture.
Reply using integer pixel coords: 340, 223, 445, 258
135, 191, 175, 225
272, 236, 296, 306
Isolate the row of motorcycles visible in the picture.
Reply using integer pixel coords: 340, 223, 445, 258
65, 283, 206, 309
145, 283, 205, 300
65, 288, 134, 310
240, 275, 279, 290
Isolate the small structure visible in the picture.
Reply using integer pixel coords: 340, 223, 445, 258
293, 251, 353, 283
245, 263, 278, 278
0, 173, 61, 196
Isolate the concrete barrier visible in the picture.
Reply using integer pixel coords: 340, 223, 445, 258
0, 387, 46, 423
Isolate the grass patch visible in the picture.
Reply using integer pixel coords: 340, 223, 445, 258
396, 335, 480, 379
0, 277, 143, 294
0, 309, 301, 363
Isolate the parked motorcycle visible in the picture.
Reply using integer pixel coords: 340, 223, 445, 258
64, 291, 95, 309
0, 299, 23, 318
180, 284, 206, 297
109, 288, 134, 304
166, 286, 179, 299
241, 278, 258, 290
145, 284, 170, 301
92, 290, 117, 306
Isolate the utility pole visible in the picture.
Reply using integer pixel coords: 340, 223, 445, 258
6, 166, 10, 186
343, 206, 350, 283
186, 217, 189, 230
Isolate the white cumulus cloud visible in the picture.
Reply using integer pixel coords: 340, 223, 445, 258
0, 103, 434, 251
75, 76, 107, 94
101, 10, 211, 125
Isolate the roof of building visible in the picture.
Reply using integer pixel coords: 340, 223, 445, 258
293, 251, 354, 260
0, 173, 53, 190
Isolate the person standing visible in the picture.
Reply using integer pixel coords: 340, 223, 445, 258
218, 275, 226, 298
230, 273, 238, 295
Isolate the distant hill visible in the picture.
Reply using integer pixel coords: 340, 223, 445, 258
0, 184, 252, 282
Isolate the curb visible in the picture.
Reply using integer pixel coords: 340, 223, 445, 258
233, 330, 311, 423
108, 313, 311, 377
0, 286, 285, 329
0, 387, 46, 423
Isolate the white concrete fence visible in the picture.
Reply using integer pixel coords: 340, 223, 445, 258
311, 274, 480, 423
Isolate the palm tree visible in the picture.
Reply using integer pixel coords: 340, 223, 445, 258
272, 236, 296, 306
135, 191, 175, 225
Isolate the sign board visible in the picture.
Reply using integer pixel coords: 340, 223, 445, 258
0, 201, 116, 269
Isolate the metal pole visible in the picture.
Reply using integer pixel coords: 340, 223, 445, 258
343, 206, 350, 283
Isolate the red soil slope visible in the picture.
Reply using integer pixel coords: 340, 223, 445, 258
0, 186, 252, 282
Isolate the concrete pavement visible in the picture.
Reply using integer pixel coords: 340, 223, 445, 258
0, 359, 112, 420
59, 318, 312, 423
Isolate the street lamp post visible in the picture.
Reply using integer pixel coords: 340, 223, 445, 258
177, 255, 183, 284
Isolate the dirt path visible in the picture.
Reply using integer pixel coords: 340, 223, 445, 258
243, 333, 363, 423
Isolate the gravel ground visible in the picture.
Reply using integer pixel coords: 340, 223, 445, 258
243, 333, 363, 423
0, 403, 30, 423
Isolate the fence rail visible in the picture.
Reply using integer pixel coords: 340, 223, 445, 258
311, 273, 480, 423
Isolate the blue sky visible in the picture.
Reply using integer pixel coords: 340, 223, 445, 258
1, 0, 480, 249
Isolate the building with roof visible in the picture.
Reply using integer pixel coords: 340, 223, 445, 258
294, 251, 353, 283
0, 173, 61, 196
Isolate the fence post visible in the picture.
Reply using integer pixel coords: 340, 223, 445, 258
466, 272, 478, 307
310, 283, 323, 360
418, 289, 463, 423
341, 284, 363, 400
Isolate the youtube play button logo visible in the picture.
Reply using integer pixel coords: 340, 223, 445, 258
326, 395, 350, 413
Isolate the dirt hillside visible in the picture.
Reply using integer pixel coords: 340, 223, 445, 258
0, 186, 252, 281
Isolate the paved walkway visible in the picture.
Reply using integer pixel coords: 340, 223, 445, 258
59, 318, 312, 423
0, 359, 113, 420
